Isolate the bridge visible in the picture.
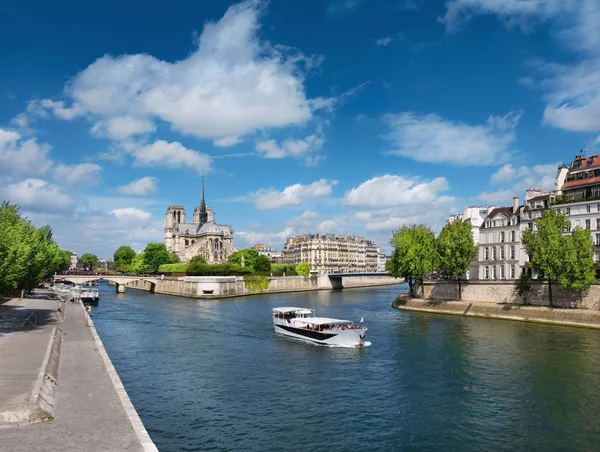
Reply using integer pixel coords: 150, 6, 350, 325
54, 275, 160, 293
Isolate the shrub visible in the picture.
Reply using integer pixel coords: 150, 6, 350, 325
272, 264, 296, 274
187, 263, 253, 276
243, 275, 269, 292
515, 272, 532, 305
158, 263, 189, 273
296, 262, 310, 276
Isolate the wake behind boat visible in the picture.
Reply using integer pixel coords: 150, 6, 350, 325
272, 307, 369, 347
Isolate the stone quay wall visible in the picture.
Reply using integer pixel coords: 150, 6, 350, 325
421, 280, 600, 310
126, 274, 401, 299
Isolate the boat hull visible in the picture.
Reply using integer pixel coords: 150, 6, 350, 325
273, 321, 367, 347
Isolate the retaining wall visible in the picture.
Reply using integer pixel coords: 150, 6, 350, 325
421, 280, 600, 309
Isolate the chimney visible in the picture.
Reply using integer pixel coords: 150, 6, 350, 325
513, 196, 519, 214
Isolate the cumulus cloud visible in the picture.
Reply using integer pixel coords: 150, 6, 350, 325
53, 163, 102, 185
4, 179, 74, 213
342, 175, 453, 208
117, 177, 158, 195
382, 111, 521, 165
376, 36, 394, 47
22, 1, 317, 144
235, 227, 295, 249
132, 140, 212, 173
252, 179, 338, 210
255, 134, 325, 166
480, 164, 558, 204
0, 129, 53, 177
110, 207, 152, 222
213, 136, 243, 147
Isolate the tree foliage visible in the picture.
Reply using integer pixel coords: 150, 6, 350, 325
80, 253, 99, 270
142, 243, 172, 274
158, 263, 189, 274
515, 272, 532, 305
522, 210, 570, 306
436, 220, 477, 299
0, 202, 72, 295
389, 225, 437, 297
169, 252, 180, 264
243, 275, 269, 292
253, 254, 272, 273
559, 227, 596, 304
186, 262, 252, 276
113, 245, 136, 270
190, 254, 206, 265
228, 249, 260, 269
296, 262, 310, 276
130, 253, 150, 274
271, 264, 296, 275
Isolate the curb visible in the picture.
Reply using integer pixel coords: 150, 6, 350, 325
0, 327, 63, 427
80, 303, 158, 451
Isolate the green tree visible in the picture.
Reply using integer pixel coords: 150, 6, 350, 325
130, 253, 150, 274
254, 254, 272, 273
113, 245, 136, 270
515, 272, 532, 305
169, 252, 180, 264
190, 254, 206, 264
389, 225, 437, 298
142, 243, 172, 274
296, 262, 310, 276
80, 253, 99, 270
559, 227, 596, 306
228, 249, 260, 269
436, 220, 477, 300
522, 210, 570, 307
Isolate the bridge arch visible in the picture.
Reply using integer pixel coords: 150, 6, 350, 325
54, 275, 159, 294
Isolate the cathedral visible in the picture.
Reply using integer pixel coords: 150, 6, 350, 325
164, 178, 237, 263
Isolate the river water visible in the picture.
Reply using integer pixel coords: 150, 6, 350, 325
91, 282, 600, 452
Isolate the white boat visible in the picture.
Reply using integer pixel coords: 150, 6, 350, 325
80, 287, 99, 305
272, 307, 369, 347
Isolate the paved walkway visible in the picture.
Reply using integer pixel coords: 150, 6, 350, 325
0, 294, 149, 451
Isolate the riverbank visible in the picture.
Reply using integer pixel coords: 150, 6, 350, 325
392, 295, 600, 329
125, 274, 403, 298
0, 290, 157, 451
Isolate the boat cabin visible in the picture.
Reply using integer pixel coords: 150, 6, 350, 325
272, 307, 314, 321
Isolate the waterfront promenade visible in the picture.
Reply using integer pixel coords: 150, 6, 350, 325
0, 291, 156, 451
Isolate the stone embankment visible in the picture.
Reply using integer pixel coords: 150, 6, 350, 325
0, 290, 157, 451
126, 274, 402, 298
392, 295, 600, 329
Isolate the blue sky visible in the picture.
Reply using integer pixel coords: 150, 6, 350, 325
2, 0, 600, 257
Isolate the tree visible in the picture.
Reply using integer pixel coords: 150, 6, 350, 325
130, 253, 150, 274
80, 253, 99, 270
389, 225, 437, 298
169, 252, 180, 264
254, 254, 272, 273
515, 272, 532, 305
522, 210, 570, 307
559, 227, 596, 306
296, 262, 310, 276
436, 220, 477, 300
228, 249, 260, 269
142, 243, 172, 274
113, 245, 136, 270
190, 254, 206, 264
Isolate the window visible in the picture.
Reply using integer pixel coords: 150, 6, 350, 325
528, 222, 533, 230
185, 239, 189, 246
492, 247, 497, 260
597, 204, 600, 212
587, 205, 591, 213
510, 245, 515, 259
597, 218, 600, 230
500, 231, 505, 243
485, 266, 489, 279
530, 201, 535, 209
586, 219, 591, 230
567, 207, 571, 215
500, 246, 505, 259
566, 223, 571, 232
597, 234, 600, 246
511, 230, 516, 242
493, 266, 497, 279
557, 208, 561, 213
510, 265, 515, 279
484, 247, 489, 260
500, 265, 505, 279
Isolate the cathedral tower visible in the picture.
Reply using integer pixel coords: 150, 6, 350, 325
197, 176, 208, 231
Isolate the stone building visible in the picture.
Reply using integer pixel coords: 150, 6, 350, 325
252, 244, 284, 263
376, 248, 387, 272
164, 178, 237, 263
282, 233, 380, 273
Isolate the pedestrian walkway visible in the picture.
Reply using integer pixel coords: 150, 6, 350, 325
0, 294, 153, 451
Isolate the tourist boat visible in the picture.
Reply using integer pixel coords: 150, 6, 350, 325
80, 287, 99, 305
272, 307, 369, 347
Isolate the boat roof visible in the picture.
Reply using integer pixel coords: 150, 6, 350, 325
299, 317, 352, 325
272, 307, 312, 313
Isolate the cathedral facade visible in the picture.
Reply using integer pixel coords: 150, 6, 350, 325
164, 179, 237, 263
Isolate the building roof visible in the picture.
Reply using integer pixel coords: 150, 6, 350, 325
481, 206, 520, 228
562, 175, 600, 190
528, 194, 549, 202
177, 221, 233, 236
570, 154, 600, 172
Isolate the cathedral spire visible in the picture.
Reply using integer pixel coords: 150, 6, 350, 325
198, 174, 208, 228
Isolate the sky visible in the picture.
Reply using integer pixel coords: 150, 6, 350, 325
2, 0, 600, 257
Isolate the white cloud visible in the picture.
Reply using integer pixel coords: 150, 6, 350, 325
53, 163, 102, 185
235, 227, 295, 249
132, 140, 212, 173
117, 177, 158, 195
480, 164, 558, 204
4, 179, 73, 213
255, 134, 325, 165
253, 179, 338, 210
91, 116, 156, 140
382, 111, 520, 166
328, 0, 363, 14
213, 136, 243, 147
342, 175, 452, 208
110, 207, 152, 222
30, 1, 317, 143
0, 129, 53, 177
376, 36, 394, 47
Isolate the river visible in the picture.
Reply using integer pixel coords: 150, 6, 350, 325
90, 282, 600, 451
